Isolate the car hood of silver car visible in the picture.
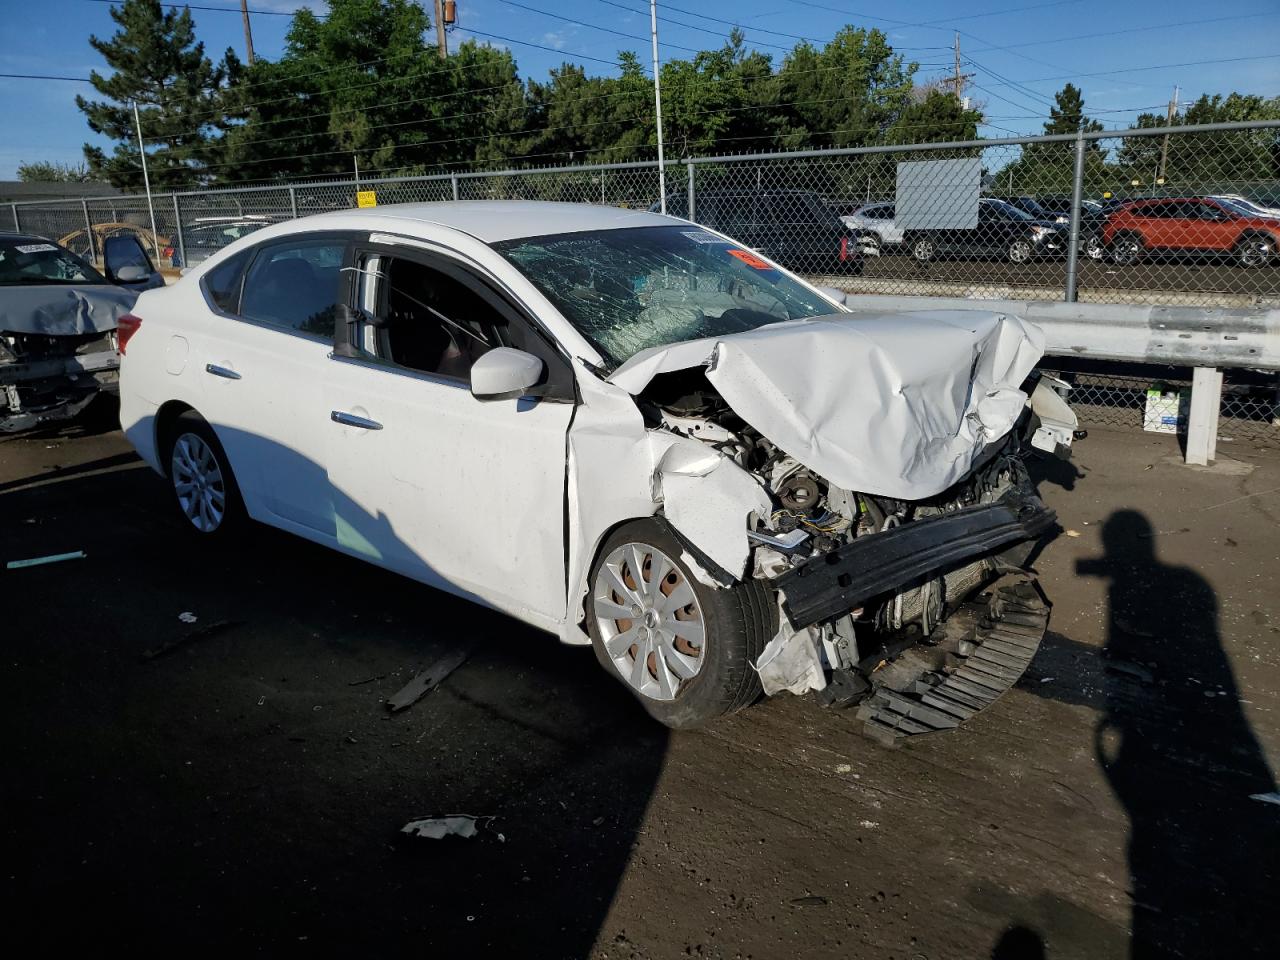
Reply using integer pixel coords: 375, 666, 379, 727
0, 283, 138, 337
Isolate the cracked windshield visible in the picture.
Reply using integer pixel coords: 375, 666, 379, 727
496, 225, 838, 365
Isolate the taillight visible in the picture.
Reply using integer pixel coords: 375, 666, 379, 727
840, 236, 849, 261
117, 314, 142, 355
162, 246, 175, 260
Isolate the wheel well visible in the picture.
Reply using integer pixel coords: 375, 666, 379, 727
153, 400, 197, 476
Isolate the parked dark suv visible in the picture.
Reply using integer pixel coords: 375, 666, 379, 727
654, 188, 862, 275
904, 197, 1069, 264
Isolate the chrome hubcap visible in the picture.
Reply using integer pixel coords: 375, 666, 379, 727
1011, 242, 1031, 263
171, 432, 226, 533
593, 542, 705, 702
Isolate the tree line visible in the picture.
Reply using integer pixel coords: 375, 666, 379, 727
22, 0, 1278, 197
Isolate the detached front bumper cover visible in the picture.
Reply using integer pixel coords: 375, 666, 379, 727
776, 492, 1056, 629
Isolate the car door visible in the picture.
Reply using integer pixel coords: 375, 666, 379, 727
321, 241, 576, 627
1192, 201, 1238, 253
195, 233, 354, 540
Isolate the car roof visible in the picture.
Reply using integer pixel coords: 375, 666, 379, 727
0, 232, 54, 244
308, 201, 676, 243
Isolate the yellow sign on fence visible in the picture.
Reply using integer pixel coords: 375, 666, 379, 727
356, 190, 377, 208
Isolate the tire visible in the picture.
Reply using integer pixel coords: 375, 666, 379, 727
1084, 234, 1105, 261
1235, 233, 1275, 268
1008, 239, 1034, 264
1109, 232, 1143, 265
911, 236, 935, 262
586, 518, 776, 729
164, 411, 245, 538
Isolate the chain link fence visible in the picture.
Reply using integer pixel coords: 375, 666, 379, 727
1040, 365, 1280, 447
7, 121, 1278, 445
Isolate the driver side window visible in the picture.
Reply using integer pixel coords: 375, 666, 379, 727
370, 256, 500, 381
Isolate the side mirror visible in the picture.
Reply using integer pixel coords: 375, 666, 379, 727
470, 347, 543, 400
103, 234, 154, 284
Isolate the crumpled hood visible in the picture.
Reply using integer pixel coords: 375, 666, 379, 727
0, 284, 138, 337
608, 309, 1045, 500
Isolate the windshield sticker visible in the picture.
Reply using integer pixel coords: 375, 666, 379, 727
727, 249, 774, 270
681, 230, 729, 245
15, 243, 59, 254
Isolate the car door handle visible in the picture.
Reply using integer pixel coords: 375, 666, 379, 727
330, 410, 383, 430
205, 363, 241, 380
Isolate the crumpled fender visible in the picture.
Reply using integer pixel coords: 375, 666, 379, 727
648, 436, 772, 577
561, 367, 772, 644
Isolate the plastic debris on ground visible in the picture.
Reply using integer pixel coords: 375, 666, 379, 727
400, 815, 500, 840
7, 550, 86, 570
386, 646, 472, 713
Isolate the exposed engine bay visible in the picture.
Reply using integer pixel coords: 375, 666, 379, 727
0, 329, 120, 433
636, 363, 1071, 743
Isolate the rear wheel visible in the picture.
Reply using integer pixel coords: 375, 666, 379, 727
586, 518, 775, 729
1236, 233, 1275, 268
1084, 234, 1106, 260
1109, 232, 1143, 265
911, 236, 935, 262
165, 412, 245, 538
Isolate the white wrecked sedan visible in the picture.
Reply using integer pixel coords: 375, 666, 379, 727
118, 202, 1077, 739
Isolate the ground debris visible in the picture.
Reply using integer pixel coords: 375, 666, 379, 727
386, 646, 472, 713
790, 895, 829, 907
400, 814, 495, 840
6, 550, 86, 569
141, 620, 241, 661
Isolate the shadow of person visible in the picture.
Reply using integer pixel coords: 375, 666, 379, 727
1079, 510, 1279, 959
991, 924, 1046, 960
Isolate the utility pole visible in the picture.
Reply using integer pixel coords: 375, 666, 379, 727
949, 33, 974, 101
1157, 84, 1179, 185
240, 0, 255, 65
650, 0, 667, 213
132, 100, 159, 261
435, 0, 448, 57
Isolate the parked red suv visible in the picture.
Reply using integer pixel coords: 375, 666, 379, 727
1101, 197, 1279, 267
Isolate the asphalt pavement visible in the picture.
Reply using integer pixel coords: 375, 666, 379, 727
3, 406, 1278, 957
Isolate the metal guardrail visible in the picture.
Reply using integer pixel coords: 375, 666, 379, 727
846, 296, 1280, 371
841, 293, 1280, 464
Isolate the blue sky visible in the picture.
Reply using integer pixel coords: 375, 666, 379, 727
1, 0, 1277, 178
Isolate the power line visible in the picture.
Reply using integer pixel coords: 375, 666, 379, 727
492, 0, 706, 55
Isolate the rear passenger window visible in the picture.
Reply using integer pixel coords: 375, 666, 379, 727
240, 239, 345, 337
203, 250, 250, 313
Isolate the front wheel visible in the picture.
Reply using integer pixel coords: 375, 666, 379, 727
1008, 239, 1034, 264
587, 518, 775, 729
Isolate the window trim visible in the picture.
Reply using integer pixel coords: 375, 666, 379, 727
199, 230, 359, 344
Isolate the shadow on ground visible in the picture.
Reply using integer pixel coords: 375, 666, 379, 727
2, 461, 666, 953
1041, 508, 1279, 958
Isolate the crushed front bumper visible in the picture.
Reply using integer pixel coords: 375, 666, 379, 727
0, 344, 119, 433
775, 492, 1056, 630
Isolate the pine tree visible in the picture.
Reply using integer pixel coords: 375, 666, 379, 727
76, 0, 237, 189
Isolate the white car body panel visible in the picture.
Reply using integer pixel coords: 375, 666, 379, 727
120, 201, 1049, 655
841, 204, 905, 246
